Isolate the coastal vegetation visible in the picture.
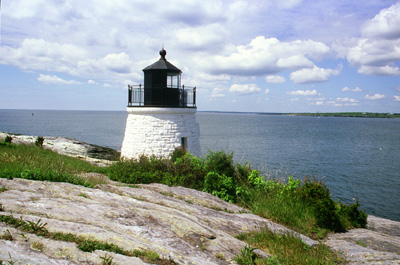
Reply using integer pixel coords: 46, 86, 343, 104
289, 112, 400, 118
0, 139, 368, 264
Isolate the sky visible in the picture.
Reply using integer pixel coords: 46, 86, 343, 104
1, 0, 400, 113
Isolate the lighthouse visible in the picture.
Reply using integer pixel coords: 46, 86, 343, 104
120, 49, 201, 159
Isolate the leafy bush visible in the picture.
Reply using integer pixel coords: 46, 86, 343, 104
204, 151, 236, 179
4, 135, 13, 143
172, 153, 206, 189
298, 177, 344, 232
35, 136, 44, 147
336, 199, 367, 228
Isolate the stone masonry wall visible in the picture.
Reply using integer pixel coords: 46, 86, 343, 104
121, 108, 201, 159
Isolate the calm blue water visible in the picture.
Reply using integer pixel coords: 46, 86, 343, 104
1, 109, 399, 221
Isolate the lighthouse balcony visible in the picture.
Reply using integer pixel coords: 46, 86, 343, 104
128, 84, 196, 108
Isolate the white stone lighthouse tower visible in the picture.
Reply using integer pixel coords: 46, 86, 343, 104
121, 49, 201, 159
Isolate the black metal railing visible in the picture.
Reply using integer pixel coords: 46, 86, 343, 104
128, 84, 196, 108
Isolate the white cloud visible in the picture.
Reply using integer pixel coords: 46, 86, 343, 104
290, 66, 340, 84
174, 24, 227, 51
358, 65, 400, 76
37, 74, 81, 85
342, 86, 362, 92
265, 75, 285, 83
229, 84, 261, 95
394, 96, 400, 101
264, 89, 270, 94
286, 89, 317, 96
346, 38, 400, 68
210, 36, 329, 76
101, 52, 132, 74
365, 94, 385, 100
88, 80, 98, 85
341, 2, 400, 77
0, 38, 87, 74
361, 2, 400, 39
336, 97, 358, 103
307, 97, 326, 101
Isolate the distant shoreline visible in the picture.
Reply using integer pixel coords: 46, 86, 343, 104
286, 112, 400, 118
199, 111, 400, 118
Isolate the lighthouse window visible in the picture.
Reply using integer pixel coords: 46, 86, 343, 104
168, 75, 180, 88
181, 137, 187, 151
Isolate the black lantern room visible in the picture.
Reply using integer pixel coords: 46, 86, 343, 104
128, 49, 196, 108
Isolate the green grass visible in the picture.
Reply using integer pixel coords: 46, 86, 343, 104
0, 142, 107, 187
236, 228, 346, 265
249, 187, 319, 237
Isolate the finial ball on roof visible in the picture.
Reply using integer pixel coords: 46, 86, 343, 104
159, 48, 167, 60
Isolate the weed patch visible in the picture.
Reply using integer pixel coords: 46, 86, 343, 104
236, 227, 346, 265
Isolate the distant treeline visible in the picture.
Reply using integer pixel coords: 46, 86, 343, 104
288, 112, 400, 118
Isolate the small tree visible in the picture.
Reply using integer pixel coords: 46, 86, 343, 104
35, 136, 44, 148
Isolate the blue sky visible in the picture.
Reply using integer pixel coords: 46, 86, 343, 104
1, 0, 400, 113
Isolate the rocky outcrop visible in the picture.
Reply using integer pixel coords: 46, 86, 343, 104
0, 132, 119, 166
325, 216, 400, 264
0, 176, 317, 265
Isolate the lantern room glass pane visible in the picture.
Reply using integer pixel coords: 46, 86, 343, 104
167, 74, 180, 88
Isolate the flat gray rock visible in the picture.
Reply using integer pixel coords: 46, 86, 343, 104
0, 178, 317, 264
325, 216, 400, 264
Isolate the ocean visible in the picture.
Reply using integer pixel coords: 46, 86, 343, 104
1, 109, 399, 221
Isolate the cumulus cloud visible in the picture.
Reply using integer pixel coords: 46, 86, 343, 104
265, 75, 285, 83
101, 52, 132, 74
358, 65, 400, 76
342, 86, 362, 92
346, 39, 400, 67
209, 36, 329, 76
229, 84, 261, 95
341, 2, 400, 76
286, 90, 317, 96
264, 89, 270, 94
0, 38, 87, 74
365, 94, 385, 100
37, 74, 81, 85
0, 38, 135, 81
394, 95, 400, 101
290, 66, 341, 84
361, 2, 400, 39
174, 24, 227, 51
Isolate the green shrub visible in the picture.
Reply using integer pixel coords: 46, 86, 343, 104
35, 136, 44, 147
205, 151, 236, 179
336, 199, 367, 228
172, 153, 206, 189
298, 177, 344, 232
4, 135, 13, 143
170, 147, 186, 162
204, 171, 237, 202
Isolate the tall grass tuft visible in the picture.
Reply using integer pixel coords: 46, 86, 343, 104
236, 227, 346, 265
